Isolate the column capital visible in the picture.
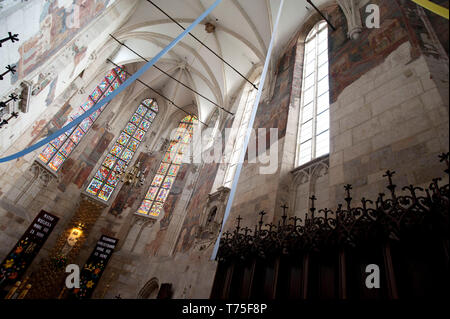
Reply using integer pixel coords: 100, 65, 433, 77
336, 0, 363, 40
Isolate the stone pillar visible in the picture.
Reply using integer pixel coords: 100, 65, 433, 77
25, 194, 107, 299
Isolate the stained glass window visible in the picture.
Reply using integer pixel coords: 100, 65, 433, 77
38, 67, 128, 172
86, 99, 159, 202
297, 21, 330, 166
137, 115, 197, 217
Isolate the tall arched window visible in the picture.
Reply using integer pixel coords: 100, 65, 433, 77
223, 81, 259, 188
38, 67, 128, 172
137, 115, 197, 217
86, 98, 159, 202
297, 21, 330, 166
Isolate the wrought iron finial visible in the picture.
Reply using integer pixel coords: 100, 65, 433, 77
242, 227, 252, 236
216, 157, 448, 263
0, 65, 17, 81
236, 215, 243, 230
344, 184, 352, 193
223, 231, 231, 240
402, 184, 423, 199
344, 184, 353, 210
361, 197, 373, 212
383, 170, 397, 199
289, 216, 302, 228
281, 204, 288, 226
0, 111, 20, 129
309, 195, 317, 218
0, 32, 19, 47
384, 169, 395, 176
0, 93, 20, 109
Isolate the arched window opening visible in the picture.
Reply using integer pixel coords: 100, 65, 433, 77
86, 98, 159, 201
137, 115, 198, 217
297, 21, 330, 166
38, 66, 128, 172
223, 80, 260, 188
138, 278, 159, 299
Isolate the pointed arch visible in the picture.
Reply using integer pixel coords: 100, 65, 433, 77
86, 98, 159, 201
137, 115, 197, 217
37, 67, 128, 172
296, 20, 330, 166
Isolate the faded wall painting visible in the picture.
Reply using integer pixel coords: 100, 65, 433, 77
11, 0, 112, 84
328, 0, 414, 103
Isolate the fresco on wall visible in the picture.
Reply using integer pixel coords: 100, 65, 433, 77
44, 76, 58, 106
26, 101, 74, 147
140, 162, 193, 255
174, 160, 220, 253
159, 163, 191, 229
397, 0, 447, 59
250, 44, 296, 152
57, 127, 114, 192
328, 0, 416, 103
108, 152, 159, 216
11, 0, 112, 84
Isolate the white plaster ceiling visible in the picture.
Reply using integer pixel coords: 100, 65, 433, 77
110, 0, 329, 123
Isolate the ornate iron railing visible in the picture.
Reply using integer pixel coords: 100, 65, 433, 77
217, 153, 449, 262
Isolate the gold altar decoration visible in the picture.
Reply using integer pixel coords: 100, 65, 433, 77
25, 195, 107, 299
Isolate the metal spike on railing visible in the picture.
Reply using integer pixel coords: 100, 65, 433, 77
235, 215, 243, 234
376, 193, 385, 209
0, 111, 19, 129
361, 197, 373, 208
258, 211, 266, 231
289, 216, 302, 228
215, 155, 448, 261
0, 93, 19, 109
0, 64, 17, 80
242, 227, 252, 236
0, 32, 19, 47
344, 184, 353, 210
383, 170, 397, 200
309, 195, 317, 219
402, 185, 423, 201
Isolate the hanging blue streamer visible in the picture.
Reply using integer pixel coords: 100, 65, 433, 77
211, 0, 285, 260
0, 0, 222, 164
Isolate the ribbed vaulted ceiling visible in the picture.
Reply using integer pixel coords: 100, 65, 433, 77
110, 0, 329, 122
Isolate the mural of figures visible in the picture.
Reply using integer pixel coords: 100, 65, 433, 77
3, 0, 113, 86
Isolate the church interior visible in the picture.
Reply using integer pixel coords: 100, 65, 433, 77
0, 0, 448, 300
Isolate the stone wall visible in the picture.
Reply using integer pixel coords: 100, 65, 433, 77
327, 0, 449, 205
